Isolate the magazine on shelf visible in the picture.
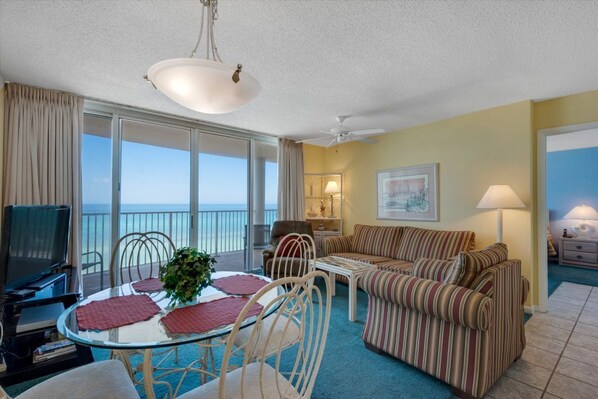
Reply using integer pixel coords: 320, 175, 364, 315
33, 339, 76, 363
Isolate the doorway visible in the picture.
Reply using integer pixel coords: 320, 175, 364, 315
537, 122, 598, 311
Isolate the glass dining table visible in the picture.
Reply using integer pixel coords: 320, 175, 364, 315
57, 271, 282, 399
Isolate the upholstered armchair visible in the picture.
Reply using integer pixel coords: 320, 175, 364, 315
361, 255, 528, 399
262, 221, 314, 274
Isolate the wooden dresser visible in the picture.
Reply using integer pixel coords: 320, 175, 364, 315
559, 237, 598, 269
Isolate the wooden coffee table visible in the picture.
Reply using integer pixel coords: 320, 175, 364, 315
313, 256, 374, 322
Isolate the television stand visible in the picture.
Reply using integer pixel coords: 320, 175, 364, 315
25, 273, 66, 291
0, 274, 93, 385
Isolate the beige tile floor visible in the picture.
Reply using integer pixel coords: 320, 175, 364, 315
485, 282, 598, 399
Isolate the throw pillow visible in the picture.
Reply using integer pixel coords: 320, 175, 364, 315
277, 235, 301, 258
456, 242, 509, 288
412, 258, 455, 282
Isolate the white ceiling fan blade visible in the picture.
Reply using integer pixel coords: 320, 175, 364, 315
349, 128, 385, 136
356, 137, 377, 144
326, 137, 339, 148
319, 130, 337, 135
296, 136, 330, 144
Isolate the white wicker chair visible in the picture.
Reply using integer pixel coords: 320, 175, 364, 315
178, 270, 332, 399
233, 233, 316, 359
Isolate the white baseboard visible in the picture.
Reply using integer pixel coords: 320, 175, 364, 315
524, 305, 536, 314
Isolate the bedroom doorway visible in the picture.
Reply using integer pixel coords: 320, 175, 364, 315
537, 122, 598, 312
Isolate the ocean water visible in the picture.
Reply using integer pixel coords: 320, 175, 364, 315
81, 203, 277, 274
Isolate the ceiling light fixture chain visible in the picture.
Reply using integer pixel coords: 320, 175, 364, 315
146, 0, 261, 114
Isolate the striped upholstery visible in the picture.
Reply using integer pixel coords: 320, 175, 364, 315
362, 260, 527, 399
376, 259, 413, 275
361, 270, 492, 330
324, 235, 353, 256
457, 243, 508, 288
395, 227, 476, 262
412, 258, 454, 282
352, 225, 403, 258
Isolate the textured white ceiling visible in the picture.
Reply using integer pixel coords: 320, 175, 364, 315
2, 0, 598, 145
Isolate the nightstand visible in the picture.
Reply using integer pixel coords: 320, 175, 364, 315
559, 237, 598, 269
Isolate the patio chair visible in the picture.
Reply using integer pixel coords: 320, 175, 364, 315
243, 223, 271, 268
178, 270, 332, 399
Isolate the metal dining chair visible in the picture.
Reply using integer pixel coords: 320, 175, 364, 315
233, 233, 317, 360
178, 270, 332, 399
109, 231, 175, 288
108, 231, 177, 383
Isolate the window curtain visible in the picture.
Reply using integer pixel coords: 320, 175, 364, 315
3, 83, 83, 291
277, 138, 305, 220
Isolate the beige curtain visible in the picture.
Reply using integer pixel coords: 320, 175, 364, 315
277, 138, 305, 220
3, 83, 83, 290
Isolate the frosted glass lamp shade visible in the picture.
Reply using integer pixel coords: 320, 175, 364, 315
564, 204, 598, 220
324, 181, 340, 194
477, 185, 525, 209
147, 58, 261, 114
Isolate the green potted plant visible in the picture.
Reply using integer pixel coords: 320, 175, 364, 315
159, 247, 216, 306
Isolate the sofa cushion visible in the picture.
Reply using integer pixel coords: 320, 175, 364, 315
376, 259, 414, 275
448, 243, 509, 288
395, 227, 475, 262
329, 253, 393, 264
352, 224, 403, 258
277, 235, 301, 258
412, 258, 454, 282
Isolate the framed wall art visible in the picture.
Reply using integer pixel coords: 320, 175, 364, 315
377, 163, 438, 221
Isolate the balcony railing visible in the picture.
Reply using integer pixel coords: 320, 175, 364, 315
81, 208, 277, 278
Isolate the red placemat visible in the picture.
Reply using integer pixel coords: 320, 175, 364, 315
76, 295, 161, 331
161, 296, 263, 335
132, 278, 164, 292
212, 274, 269, 296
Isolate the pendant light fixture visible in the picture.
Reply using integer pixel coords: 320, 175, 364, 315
145, 0, 260, 114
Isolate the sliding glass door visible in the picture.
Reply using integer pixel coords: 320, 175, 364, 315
81, 106, 278, 295
120, 119, 191, 247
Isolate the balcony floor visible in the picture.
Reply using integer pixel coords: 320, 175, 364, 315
81, 249, 264, 297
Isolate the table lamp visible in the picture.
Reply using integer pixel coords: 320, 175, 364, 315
324, 180, 340, 218
477, 185, 525, 243
564, 204, 598, 238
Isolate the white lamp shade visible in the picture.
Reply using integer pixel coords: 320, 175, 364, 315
477, 185, 525, 209
324, 181, 340, 194
564, 204, 598, 220
147, 58, 261, 114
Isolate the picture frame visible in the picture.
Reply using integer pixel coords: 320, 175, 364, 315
376, 163, 438, 221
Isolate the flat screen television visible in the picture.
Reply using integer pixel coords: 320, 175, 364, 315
0, 205, 71, 292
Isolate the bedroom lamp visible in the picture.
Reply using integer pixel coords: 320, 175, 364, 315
564, 204, 598, 238
477, 185, 525, 243
145, 0, 260, 114
324, 181, 340, 218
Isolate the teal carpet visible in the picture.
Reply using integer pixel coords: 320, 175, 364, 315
5, 281, 453, 399
548, 261, 598, 295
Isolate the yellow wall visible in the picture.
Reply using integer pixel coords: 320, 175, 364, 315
534, 90, 598, 130
312, 101, 535, 304
304, 144, 325, 174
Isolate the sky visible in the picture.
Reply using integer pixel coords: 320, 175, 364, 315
82, 134, 278, 206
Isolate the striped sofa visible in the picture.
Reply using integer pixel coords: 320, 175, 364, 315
324, 224, 476, 274
361, 247, 528, 398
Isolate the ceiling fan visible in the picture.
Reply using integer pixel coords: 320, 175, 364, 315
297, 115, 385, 147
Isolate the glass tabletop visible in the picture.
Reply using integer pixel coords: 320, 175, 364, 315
315, 256, 375, 272
57, 271, 282, 350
